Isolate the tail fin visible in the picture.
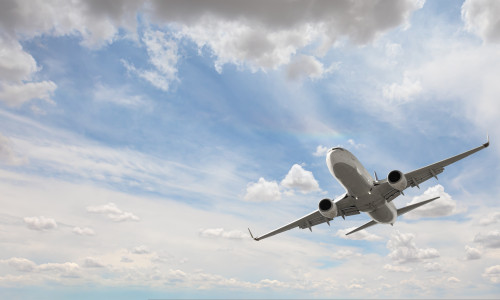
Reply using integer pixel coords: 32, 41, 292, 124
397, 196, 440, 216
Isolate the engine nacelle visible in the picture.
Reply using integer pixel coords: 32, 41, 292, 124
318, 198, 338, 219
387, 170, 407, 191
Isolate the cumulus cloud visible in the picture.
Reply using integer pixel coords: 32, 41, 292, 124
86, 202, 140, 222
286, 55, 336, 80
23, 216, 57, 231
244, 177, 281, 202
280, 164, 320, 194
479, 212, 500, 226
462, 0, 500, 43
482, 265, 500, 283
330, 249, 361, 260
464, 245, 482, 260
82, 257, 105, 268
382, 74, 422, 103
336, 227, 382, 241
1, 257, 37, 272
383, 264, 412, 273
199, 228, 248, 240
403, 185, 461, 219
313, 145, 329, 157
387, 231, 440, 264
473, 230, 500, 248
72, 226, 95, 236
151, 0, 423, 73
131, 245, 150, 254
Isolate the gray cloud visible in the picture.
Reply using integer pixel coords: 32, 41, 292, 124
462, 0, 500, 43
464, 245, 482, 260
474, 230, 500, 248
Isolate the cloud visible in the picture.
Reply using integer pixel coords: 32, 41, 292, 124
330, 249, 361, 260
335, 227, 382, 241
0, 38, 57, 107
387, 231, 439, 264
82, 257, 105, 268
86, 202, 140, 222
72, 227, 95, 236
479, 212, 500, 226
199, 228, 248, 240
286, 55, 335, 80
1, 257, 37, 272
23, 216, 57, 231
313, 145, 329, 157
0, 133, 26, 165
131, 245, 150, 254
152, 0, 423, 73
382, 73, 422, 103
462, 0, 500, 43
244, 177, 281, 202
403, 185, 461, 219
464, 245, 482, 260
482, 265, 500, 283
473, 230, 500, 248
383, 264, 412, 273
123, 29, 179, 91
93, 83, 149, 108
424, 262, 442, 272
280, 164, 320, 194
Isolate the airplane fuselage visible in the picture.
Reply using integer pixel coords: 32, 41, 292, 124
326, 147, 397, 224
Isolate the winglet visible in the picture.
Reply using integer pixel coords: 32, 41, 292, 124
484, 134, 490, 148
248, 228, 259, 241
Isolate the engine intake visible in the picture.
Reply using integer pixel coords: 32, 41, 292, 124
318, 198, 338, 219
387, 170, 407, 191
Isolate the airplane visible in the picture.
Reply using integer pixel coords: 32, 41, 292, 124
248, 137, 489, 241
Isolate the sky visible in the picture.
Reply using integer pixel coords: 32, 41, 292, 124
1, 0, 500, 299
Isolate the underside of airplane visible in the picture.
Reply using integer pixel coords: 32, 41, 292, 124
249, 137, 489, 241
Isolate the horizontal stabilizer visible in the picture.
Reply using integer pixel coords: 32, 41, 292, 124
397, 196, 440, 216
345, 220, 377, 235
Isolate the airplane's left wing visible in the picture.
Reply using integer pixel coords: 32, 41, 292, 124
377, 137, 489, 202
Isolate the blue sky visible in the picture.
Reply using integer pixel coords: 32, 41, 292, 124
1, 0, 500, 299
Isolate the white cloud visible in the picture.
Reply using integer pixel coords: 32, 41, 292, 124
93, 83, 149, 108
72, 227, 95, 236
403, 185, 461, 220
383, 264, 412, 272
1, 257, 37, 272
473, 230, 500, 248
382, 73, 422, 103
123, 29, 179, 91
313, 145, 329, 157
244, 177, 281, 202
330, 249, 361, 260
464, 245, 482, 260
347, 139, 366, 149
199, 228, 248, 240
479, 212, 500, 226
280, 164, 320, 194
447, 276, 460, 283
482, 265, 500, 283
0, 81, 57, 107
336, 227, 382, 241
23, 216, 57, 231
86, 202, 140, 222
0, 133, 27, 165
424, 262, 442, 272
387, 231, 439, 264
462, 0, 500, 43
152, 0, 423, 73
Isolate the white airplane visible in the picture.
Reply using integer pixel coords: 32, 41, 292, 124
248, 137, 489, 241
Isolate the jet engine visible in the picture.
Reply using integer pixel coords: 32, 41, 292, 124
318, 198, 338, 219
387, 170, 407, 191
